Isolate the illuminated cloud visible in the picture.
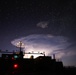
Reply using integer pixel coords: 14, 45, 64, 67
11, 34, 71, 58
37, 21, 49, 28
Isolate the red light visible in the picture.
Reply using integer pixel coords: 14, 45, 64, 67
12, 57, 14, 60
13, 64, 18, 69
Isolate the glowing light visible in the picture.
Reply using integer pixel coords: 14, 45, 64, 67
16, 41, 25, 48
14, 55, 18, 59
13, 64, 18, 69
23, 53, 43, 58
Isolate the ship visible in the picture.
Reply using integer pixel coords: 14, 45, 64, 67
0, 42, 76, 75
0, 50, 63, 75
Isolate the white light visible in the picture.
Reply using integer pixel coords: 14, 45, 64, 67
16, 41, 25, 48
23, 53, 43, 58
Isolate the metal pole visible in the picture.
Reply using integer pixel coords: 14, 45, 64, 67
20, 41, 22, 52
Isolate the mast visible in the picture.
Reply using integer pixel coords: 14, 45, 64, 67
19, 41, 22, 52
16, 41, 24, 52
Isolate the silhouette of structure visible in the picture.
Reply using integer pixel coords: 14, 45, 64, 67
0, 48, 63, 74
1, 42, 75, 75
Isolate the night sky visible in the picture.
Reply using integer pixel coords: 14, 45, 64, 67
0, 0, 76, 66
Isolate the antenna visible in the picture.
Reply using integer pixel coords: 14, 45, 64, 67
19, 41, 22, 52
16, 41, 24, 52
